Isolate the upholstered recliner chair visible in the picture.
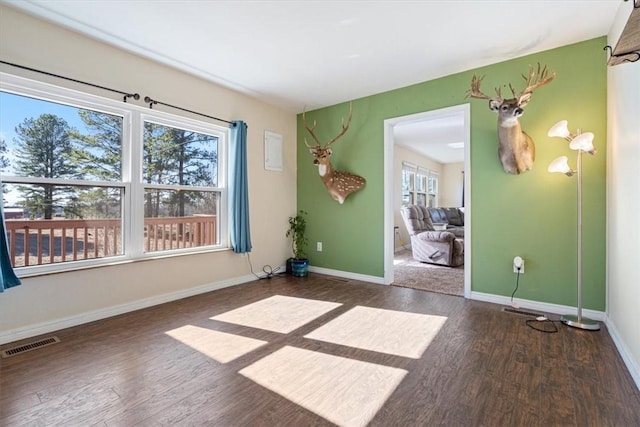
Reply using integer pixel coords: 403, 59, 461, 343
400, 205, 464, 267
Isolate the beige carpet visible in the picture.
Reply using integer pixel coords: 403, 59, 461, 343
239, 345, 407, 427
305, 306, 447, 359
393, 249, 464, 296
165, 325, 267, 363
210, 295, 342, 333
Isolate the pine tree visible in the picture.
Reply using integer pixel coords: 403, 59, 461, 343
1, 139, 9, 201
143, 123, 217, 218
13, 114, 77, 219
0, 139, 8, 170
69, 109, 122, 181
68, 109, 124, 218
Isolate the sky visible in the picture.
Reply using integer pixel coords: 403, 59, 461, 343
1, 91, 93, 175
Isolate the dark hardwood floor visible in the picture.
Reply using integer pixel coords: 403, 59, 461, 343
1, 273, 639, 426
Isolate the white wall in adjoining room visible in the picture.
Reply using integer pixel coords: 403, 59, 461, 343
440, 162, 464, 208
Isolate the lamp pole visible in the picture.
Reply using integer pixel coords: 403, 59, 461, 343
561, 148, 600, 330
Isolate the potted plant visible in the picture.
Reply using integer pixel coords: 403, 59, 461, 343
286, 210, 309, 277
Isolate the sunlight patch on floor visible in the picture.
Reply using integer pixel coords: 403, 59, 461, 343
305, 306, 447, 359
210, 295, 342, 333
239, 345, 407, 427
165, 325, 267, 363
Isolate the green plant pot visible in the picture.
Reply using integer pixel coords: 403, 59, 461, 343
291, 258, 309, 277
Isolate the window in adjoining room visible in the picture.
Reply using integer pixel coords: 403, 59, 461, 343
401, 167, 415, 205
401, 162, 438, 207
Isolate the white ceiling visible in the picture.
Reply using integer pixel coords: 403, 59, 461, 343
3, 0, 621, 162
394, 110, 466, 164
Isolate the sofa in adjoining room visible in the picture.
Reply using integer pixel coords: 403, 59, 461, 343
400, 205, 464, 267
426, 207, 464, 235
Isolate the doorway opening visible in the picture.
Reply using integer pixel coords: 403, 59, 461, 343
383, 104, 471, 297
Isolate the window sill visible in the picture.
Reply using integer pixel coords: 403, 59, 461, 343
15, 247, 232, 279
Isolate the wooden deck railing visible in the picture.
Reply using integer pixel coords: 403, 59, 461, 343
4, 215, 217, 268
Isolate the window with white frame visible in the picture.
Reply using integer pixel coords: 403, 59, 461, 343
401, 164, 415, 205
401, 162, 438, 207
0, 74, 227, 275
427, 171, 438, 207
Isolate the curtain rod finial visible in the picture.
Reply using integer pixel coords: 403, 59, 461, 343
123, 93, 140, 103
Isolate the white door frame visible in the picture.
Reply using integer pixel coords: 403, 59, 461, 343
383, 103, 471, 298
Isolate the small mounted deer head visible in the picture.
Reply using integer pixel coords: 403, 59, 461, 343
466, 63, 555, 174
303, 102, 366, 204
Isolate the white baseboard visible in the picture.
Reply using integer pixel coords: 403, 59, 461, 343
0, 274, 256, 346
604, 315, 640, 391
308, 266, 386, 285
470, 291, 606, 321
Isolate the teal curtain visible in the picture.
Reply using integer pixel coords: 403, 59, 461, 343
229, 121, 252, 253
1, 179, 21, 292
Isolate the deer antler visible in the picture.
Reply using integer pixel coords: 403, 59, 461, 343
302, 109, 322, 149
325, 102, 353, 148
515, 63, 556, 102
466, 75, 503, 103
302, 102, 353, 149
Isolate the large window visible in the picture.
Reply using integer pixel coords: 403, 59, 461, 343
1, 74, 227, 275
141, 119, 221, 253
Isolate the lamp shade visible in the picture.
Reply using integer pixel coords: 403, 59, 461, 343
569, 132, 595, 152
548, 120, 571, 138
548, 156, 572, 174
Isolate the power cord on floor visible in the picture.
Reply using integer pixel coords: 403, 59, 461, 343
246, 252, 281, 280
508, 262, 559, 333
525, 317, 561, 333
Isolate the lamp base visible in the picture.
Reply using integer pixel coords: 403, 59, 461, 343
561, 314, 600, 331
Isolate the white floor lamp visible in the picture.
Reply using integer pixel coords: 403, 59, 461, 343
547, 120, 600, 331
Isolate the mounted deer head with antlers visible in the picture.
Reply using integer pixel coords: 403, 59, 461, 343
466, 63, 555, 174
303, 103, 366, 204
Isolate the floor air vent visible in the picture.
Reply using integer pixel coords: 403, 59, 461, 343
502, 307, 544, 318
1, 336, 60, 358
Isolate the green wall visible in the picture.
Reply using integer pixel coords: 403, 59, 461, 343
297, 37, 607, 311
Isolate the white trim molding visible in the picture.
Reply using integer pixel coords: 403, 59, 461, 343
308, 266, 386, 285
383, 103, 471, 297
605, 315, 640, 391
470, 291, 606, 321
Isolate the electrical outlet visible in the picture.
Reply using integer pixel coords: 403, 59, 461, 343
513, 256, 524, 274
317, 241, 323, 252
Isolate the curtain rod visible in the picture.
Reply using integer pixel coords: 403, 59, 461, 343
1, 60, 237, 127
143, 96, 234, 126
0, 60, 140, 102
